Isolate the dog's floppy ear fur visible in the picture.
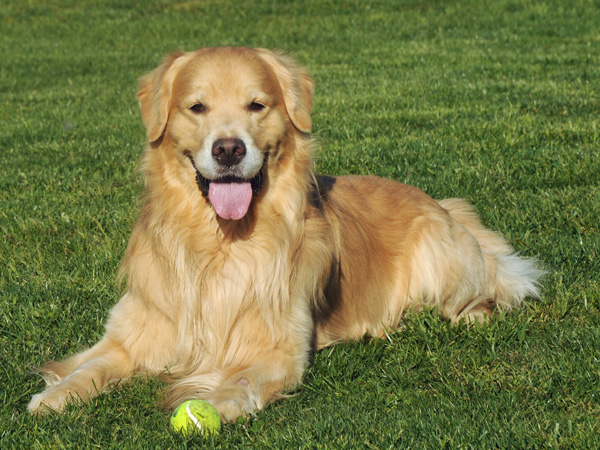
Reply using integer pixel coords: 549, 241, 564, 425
255, 49, 314, 133
137, 51, 188, 143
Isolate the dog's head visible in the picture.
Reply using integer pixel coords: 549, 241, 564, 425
137, 47, 314, 220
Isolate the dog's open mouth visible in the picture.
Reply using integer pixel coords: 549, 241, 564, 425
185, 153, 264, 220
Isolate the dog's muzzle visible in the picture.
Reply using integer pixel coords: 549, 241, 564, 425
185, 151, 265, 220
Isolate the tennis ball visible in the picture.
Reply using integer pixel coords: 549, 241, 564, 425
170, 400, 222, 436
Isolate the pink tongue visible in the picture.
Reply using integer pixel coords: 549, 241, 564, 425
208, 182, 253, 220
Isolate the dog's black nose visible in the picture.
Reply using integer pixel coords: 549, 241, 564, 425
211, 138, 246, 167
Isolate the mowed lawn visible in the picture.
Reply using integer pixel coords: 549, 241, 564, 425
1, 0, 599, 448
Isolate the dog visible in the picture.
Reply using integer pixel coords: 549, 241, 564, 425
28, 47, 541, 421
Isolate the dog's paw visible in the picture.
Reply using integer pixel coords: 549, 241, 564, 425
206, 381, 260, 422
27, 386, 75, 415
211, 398, 246, 422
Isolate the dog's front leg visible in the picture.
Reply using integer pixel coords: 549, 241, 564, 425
27, 336, 133, 414
206, 350, 307, 422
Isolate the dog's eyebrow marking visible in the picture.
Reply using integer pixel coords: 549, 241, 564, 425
249, 90, 270, 104
184, 91, 205, 107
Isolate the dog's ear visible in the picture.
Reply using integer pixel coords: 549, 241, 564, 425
137, 51, 188, 143
256, 49, 314, 133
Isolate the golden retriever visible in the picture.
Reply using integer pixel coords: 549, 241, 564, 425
28, 47, 541, 421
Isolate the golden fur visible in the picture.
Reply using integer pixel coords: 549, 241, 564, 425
28, 47, 541, 421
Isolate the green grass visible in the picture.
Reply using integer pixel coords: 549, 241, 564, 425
1, 0, 599, 448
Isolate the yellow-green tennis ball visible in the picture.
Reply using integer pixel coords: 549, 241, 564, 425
170, 400, 222, 436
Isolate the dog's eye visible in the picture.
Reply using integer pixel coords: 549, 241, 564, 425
189, 103, 206, 114
248, 102, 266, 112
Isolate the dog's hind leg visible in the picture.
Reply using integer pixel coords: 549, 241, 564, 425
436, 198, 542, 322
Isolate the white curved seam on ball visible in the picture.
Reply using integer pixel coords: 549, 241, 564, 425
186, 402, 203, 431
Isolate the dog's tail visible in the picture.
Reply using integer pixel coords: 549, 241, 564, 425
437, 198, 543, 321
